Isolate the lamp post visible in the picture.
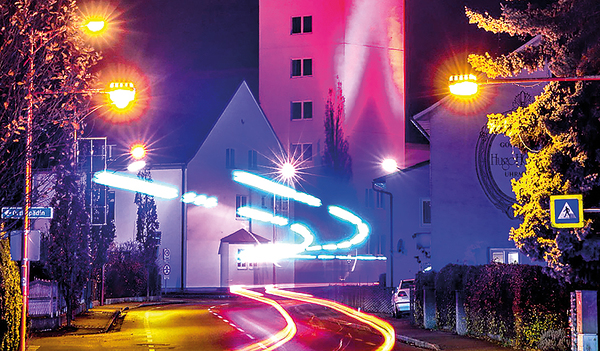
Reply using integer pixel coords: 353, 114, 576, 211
19, 16, 134, 351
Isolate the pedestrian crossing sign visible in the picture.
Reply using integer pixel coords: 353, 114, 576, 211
550, 194, 584, 228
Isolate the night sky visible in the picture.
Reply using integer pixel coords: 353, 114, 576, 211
85, 0, 520, 165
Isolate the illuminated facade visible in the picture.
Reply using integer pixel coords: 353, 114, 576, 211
259, 0, 407, 187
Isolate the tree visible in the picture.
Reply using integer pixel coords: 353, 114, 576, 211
44, 167, 91, 326
89, 219, 115, 302
0, 226, 21, 351
134, 169, 160, 296
323, 79, 352, 180
0, 0, 101, 233
104, 241, 147, 298
466, 0, 600, 286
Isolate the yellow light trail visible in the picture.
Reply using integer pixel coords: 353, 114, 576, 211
265, 286, 396, 351
230, 286, 297, 351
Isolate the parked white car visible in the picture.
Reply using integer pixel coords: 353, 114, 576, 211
391, 279, 414, 318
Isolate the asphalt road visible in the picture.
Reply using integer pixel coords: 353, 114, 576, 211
29, 299, 424, 351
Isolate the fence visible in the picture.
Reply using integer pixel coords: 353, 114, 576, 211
295, 285, 394, 314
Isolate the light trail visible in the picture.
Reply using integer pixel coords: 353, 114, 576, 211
229, 286, 297, 351
232, 170, 322, 207
265, 287, 396, 351
93, 170, 179, 199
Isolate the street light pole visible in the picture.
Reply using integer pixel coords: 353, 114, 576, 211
20, 29, 36, 351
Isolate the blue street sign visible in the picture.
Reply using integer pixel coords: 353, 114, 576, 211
1, 207, 53, 219
550, 194, 583, 228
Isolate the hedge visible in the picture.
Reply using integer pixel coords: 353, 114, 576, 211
414, 263, 570, 350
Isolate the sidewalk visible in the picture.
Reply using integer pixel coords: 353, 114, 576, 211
378, 314, 520, 351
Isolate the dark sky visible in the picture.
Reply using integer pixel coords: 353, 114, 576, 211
85, 0, 520, 164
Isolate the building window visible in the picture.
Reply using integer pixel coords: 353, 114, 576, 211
490, 248, 520, 264
291, 16, 312, 34
291, 58, 312, 77
291, 143, 312, 161
421, 199, 431, 225
291, 101, 313, 120
376, 191, 385, 209
226, 148, 235, 169
261, 195, 270, 209
236, 195, 247, 218
248, 150, 258, 169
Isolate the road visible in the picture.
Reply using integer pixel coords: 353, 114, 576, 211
29, 297, 424, 351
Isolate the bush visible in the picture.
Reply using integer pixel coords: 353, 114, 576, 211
105, 241, 153, 298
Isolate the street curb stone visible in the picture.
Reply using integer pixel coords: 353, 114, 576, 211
396, 333, 443, 351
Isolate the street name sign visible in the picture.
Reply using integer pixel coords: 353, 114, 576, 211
1, 207, 53, 219
550, 194, 584, 228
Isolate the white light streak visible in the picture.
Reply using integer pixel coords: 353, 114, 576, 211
237, 206, 289, 226
232, 170, 321, 207
93, 170, 178, 199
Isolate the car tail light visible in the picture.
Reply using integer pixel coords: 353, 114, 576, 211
398, 291, 407, 297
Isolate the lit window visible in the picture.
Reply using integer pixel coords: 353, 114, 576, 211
291, 101, 313, 120
226, 148, 235, 169
291, 58, 312, 77
248, 150, 258, 170
490, 248, 520, 264
237, 249, 248, 270
291, 16, 312, 34
236, 195, 247, 218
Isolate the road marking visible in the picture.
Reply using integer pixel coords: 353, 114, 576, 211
144, 311, 156, 351
209, 306, 258, 342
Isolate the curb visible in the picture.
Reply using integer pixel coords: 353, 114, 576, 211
102, 300, 184, 332
103, 308, 125, 333
396, 334, 442, 351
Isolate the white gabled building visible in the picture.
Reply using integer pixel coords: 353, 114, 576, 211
185, 81, 291, 288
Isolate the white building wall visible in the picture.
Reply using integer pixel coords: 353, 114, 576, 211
113, 168, 183, 291
185, 82, 288, 288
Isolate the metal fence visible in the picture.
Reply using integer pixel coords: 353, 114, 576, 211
296, 285, 394, 314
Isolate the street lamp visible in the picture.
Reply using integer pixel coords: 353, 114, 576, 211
19, 13, 134, 351
449, 73, 600, 96
127, 143, 147, 172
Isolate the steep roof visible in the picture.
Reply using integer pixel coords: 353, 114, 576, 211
220, 228, 270, 244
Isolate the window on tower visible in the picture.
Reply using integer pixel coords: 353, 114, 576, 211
291, 143, 313, 161
291, 16, 312, 34
291, 58, 312, 77
291, 101, 313, 120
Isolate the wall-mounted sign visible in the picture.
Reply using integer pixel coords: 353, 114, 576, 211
476, 128, 527, 218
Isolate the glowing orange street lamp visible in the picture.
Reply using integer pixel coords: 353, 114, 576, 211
82, 17, 107, 34
107, 82, 136, 109
128, 143, 147, 172
449, 73, 600, 97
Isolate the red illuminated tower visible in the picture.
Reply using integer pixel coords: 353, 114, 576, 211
259, 0, 406, 190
